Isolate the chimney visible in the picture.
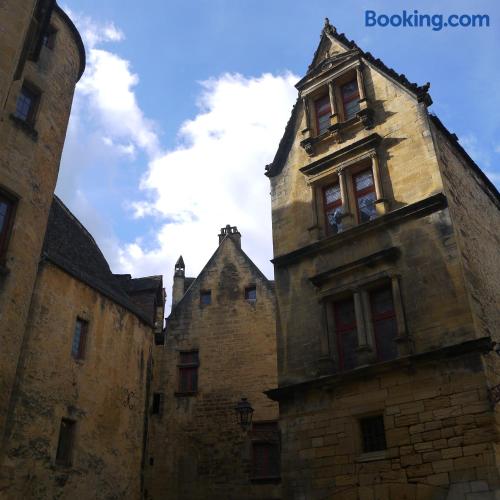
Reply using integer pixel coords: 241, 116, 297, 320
218, 224, 241, 248
172, 255, 185, 307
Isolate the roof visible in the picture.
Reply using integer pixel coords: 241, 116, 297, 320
265, 18, 431, 178
168, 234, 274, 319
42, 196, 154, 326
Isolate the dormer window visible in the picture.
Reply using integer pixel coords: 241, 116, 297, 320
314, 95, 331, 135
341, 79, 360, 121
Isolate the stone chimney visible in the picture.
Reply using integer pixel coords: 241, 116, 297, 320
172, 255, 185, 307
218, 224, 241, 248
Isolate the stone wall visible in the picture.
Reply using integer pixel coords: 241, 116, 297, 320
1, 262, 153, 499
146, 235, 280, 500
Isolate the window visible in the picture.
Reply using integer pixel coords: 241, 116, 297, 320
71, 318, 88, 360
154, 331, 165, 346
245, 286, 256, 301
55, 418, 76, 466
251, 422, 280, 480
370, 287, 398, 362
178, 351, 199, 393
42, 26, 57, 50
333, 298, 358, 371
314, 95, 331, 135
341, 79, 360, 120
152, 393, 163, 415
14, 84, 40, 125
354, 169, 377, 223
360, 415, 386, 453
323, 182, 343, 235
200, 290, 211, 305
0, 193, 15, 262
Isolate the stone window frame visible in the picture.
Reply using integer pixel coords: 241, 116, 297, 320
355, 412, 389, 462
307, 149, 388, 240
55, 417, 76, 467
249, 421, 281, 483
175, 349, 199, 396
0, 186, 18, 267
320, 273, 409, 370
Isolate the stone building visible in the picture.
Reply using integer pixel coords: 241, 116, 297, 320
0, 3, 165, 498
265, 19, 500, 500
146, 226, 280, 500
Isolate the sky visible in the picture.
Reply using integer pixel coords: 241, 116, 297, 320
57, 0, 500, 309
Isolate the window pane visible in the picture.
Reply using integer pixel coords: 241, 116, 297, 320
245, 286, 256, 300
315, 95, 331, 116
0, 200, 9, 234
341, 80, 359, 101
360, 415, 386, 453
56, 419, 75, 465
317, 113, 330, 135
179, 367, 198, 392
344, 98, 360, 120
200, 290, 211, 305
71, 319, 87, 359
326, 207, 343, 234
14, 87, 37, 122
335, 299, 356, 329
180, 351, 198, 364
374, 318, 398, 361
371, 288, 394, 316
324, 184, 341, 205
339, 329, 358, 370
252, 442, 280, 478
357, 191, 377, 223
354, 170, 374, 192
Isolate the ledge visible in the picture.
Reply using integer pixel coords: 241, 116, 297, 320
299, 133, 381, 176
9, 114, 38, 141
271, 193, 447, 268
265, 336, 493, 402
309, 247, 400, 286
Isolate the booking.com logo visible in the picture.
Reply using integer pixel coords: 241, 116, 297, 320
365, 10, 490, 31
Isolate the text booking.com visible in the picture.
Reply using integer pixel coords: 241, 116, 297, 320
366, 10, 490, 31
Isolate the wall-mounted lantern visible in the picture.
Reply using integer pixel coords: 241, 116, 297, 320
235, 397, 254, 430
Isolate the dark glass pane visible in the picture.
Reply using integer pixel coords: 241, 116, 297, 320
56, 419, 75, 465
371, 288, 394, 316
344, 98, 360, 120
180, 351, 198, 364
326, 207, 342, 234
317, 113, 330, 135
335, 299, 356, 329
360, 416, 386, 453
14, 87, 36, 122
339, 329, 358, 370
354, 170, 374, 192
324, 184, 341, 205
71, 321, 83, 358
315, 95, 331, 115
341, 80, 359, 101
200, 291, 211, 305
374, 317, 398, 362
357, 191, 377, 223
0, 201, 9, 233
245, 287, 256, 300
179, 367, 198, 392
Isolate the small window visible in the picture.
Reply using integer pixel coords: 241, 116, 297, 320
360, 415, 386, 453
178, 351, 199, 393
314, 95, 331, 135
56, 418, 76, 466
323, 182, 343, 235
353, 169, 377, 223
14, 84, 40, 125
42, 26, 57, 50
200, 290, 211, 306
152, 393, 163, 415
245, 286, 256, 301
71, 318, 88, 360
154, 331, 165, 346
333, 298, 358, 371
370, 287, 398, 362
0, 193, 16, 261
341, 79, 360, 121
251, 422, 280, 479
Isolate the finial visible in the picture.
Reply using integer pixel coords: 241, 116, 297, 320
323, 17, 336, 35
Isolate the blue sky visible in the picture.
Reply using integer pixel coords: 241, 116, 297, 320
57, 0, 500, 306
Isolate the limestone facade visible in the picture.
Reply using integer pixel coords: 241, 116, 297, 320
146, 227, 280, 500
265, 19, 500, 500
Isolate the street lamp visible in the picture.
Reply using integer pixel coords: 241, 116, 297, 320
235, 397, 254, 429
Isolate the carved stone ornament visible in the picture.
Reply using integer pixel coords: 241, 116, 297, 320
357, 108, 375, 129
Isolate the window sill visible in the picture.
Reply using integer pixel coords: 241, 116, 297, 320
356, 450, 387, 463
9, 114, 38, 141
250, 476, 281, 484
174, 391, 197, 397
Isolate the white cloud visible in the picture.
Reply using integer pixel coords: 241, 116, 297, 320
57, 8, 298, 311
